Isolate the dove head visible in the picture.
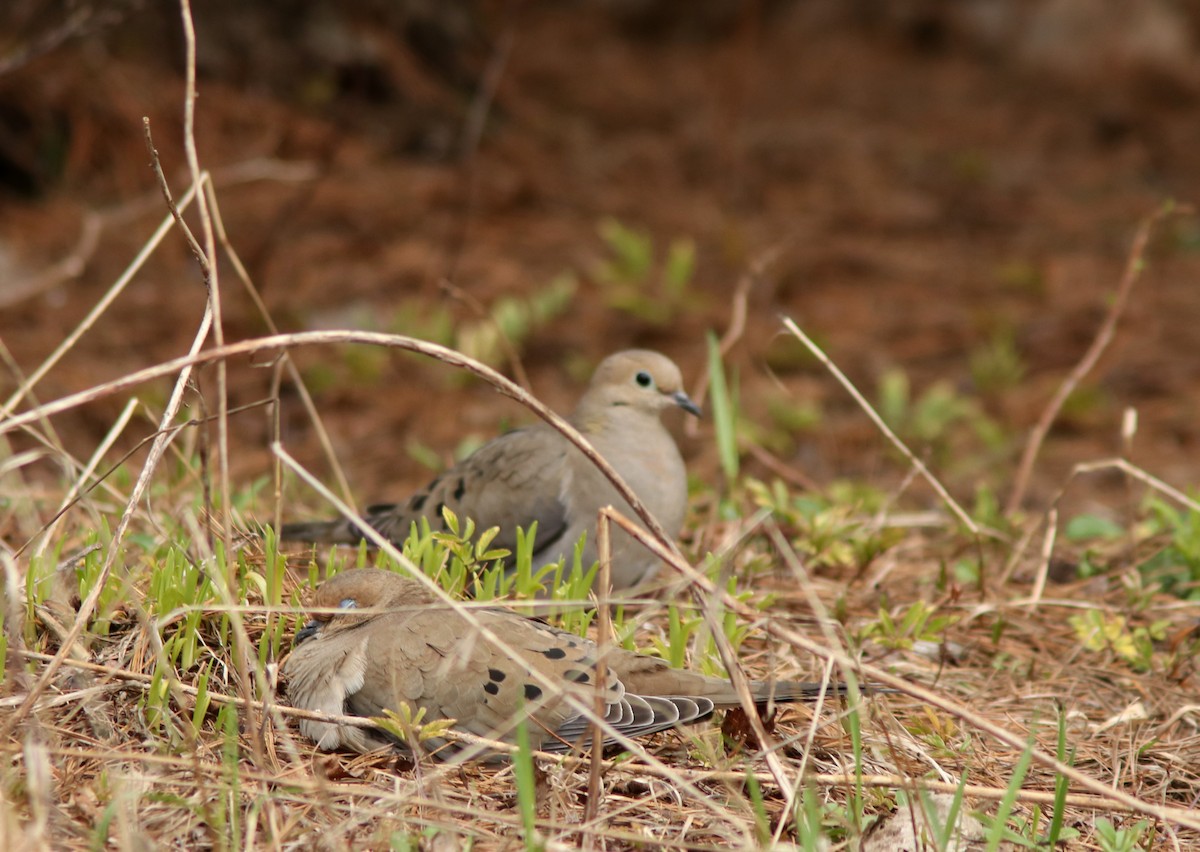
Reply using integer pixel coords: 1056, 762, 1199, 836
293, 569, 430, 646
577, 350, 701, 421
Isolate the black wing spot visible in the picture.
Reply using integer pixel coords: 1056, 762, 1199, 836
564, 669, 591, 683
409, 494, 427, 511
524, 684, 543, 701
488, 668, 506, 682
541, 647, 566, 660
484, 682, 499, 696
453, 478, 466, 501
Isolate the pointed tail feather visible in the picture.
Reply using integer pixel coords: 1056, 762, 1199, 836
279, 518, 362, 544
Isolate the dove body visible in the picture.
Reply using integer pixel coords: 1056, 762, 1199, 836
282, 350, 699, 590
283, 568, 847, 758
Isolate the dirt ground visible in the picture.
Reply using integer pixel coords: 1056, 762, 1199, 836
3, 0, 1200, 527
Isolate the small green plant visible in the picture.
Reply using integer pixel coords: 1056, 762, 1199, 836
707, 332, 739, 491
843, 698, 865, 835
1042, 708, 1079, 847
406, 433, 489, 475
147, 546, 216, 671
1062, 511, 1126, 579
647, 571, 760, 677
970, 482, 1006, 532
217, 702, 241, 840
926, 774, 969, 850
994, 258, 1044, 294
393, 507, 511, 599
860, 600, 957, 652
743, 768, 772, 846
301, 276, 575, 392
1093, 817, 1153, 852
455, 274, 577, 371
375, 704, 459, 752
876, 368, 1006, 468
905, 706, 973, 762
793, 783, 828, 850
974, 735, 1034, 851
747, 478, 903, 571
499, 527, 598, 616
764, 392, 823, 447
969, 328, 1026, 395
658, 603, 705, 670
591, 218, 701, 324
385, 509, 601, 636
1068, 610, 1169, 672
1138, 496, 1200, 599
512, 716, 543, 852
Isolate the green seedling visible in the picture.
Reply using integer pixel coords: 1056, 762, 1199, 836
1068, 610, 1169, 673
1138, 495, 1200, 599
1094, 817, 1152, 852
974, 733, 1034, 851
860, 600, 957, 652
746, 478, 902, 571
905, 706, 974, 762
969, 328, 1026, 395
375, 705, 459, 752
743, 768, 771, 846
406, 433, 489, 475
928, 771, 970, 851
456, 274, 577, 372
794, 782, 827, 850
707, 331, 739, 490
876, 368, 1006, 469
591, 218, 701, 324
512, 715, 543, 852
1042, 708, 1079, 847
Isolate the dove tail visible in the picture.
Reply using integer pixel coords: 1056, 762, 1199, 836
744, 680, 902, 705
748, 680, 849, 704
279, 518, 361, 544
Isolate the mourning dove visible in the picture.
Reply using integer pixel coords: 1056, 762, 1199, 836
283, 568, 848, 758
281, 349, 700, 590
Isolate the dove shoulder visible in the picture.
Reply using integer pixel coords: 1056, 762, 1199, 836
281, 425, 572, 551
362, 425, 572, 552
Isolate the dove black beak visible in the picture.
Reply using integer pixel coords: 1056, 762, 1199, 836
672, 391, 702, 417
294, 619, 322, 647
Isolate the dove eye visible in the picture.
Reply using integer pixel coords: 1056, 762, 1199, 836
338, 598, 358, 610
635, 371, 653, 388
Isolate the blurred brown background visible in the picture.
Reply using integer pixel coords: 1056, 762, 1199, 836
2, 0, 1199, 520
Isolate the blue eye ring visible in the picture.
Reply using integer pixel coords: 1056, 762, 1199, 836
635, 371, 653, 388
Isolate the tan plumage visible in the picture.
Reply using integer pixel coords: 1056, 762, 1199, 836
281, 350, 700, 590
282, 568, 849, 758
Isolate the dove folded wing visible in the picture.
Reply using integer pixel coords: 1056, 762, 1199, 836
282, 568, 863, 760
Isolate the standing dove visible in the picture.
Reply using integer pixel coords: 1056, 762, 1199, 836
281, 350, 699, 590
283, 568, 849, 757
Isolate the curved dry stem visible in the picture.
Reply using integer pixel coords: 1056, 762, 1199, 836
1006, 203, 1192, 515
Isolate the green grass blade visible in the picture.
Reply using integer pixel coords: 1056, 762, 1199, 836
986, 737, 1034, 852
706, 331, 739, 485
513, 717, 541, 851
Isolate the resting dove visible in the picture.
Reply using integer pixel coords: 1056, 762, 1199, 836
281, 349, 699, 590
283, 568, 850, 758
